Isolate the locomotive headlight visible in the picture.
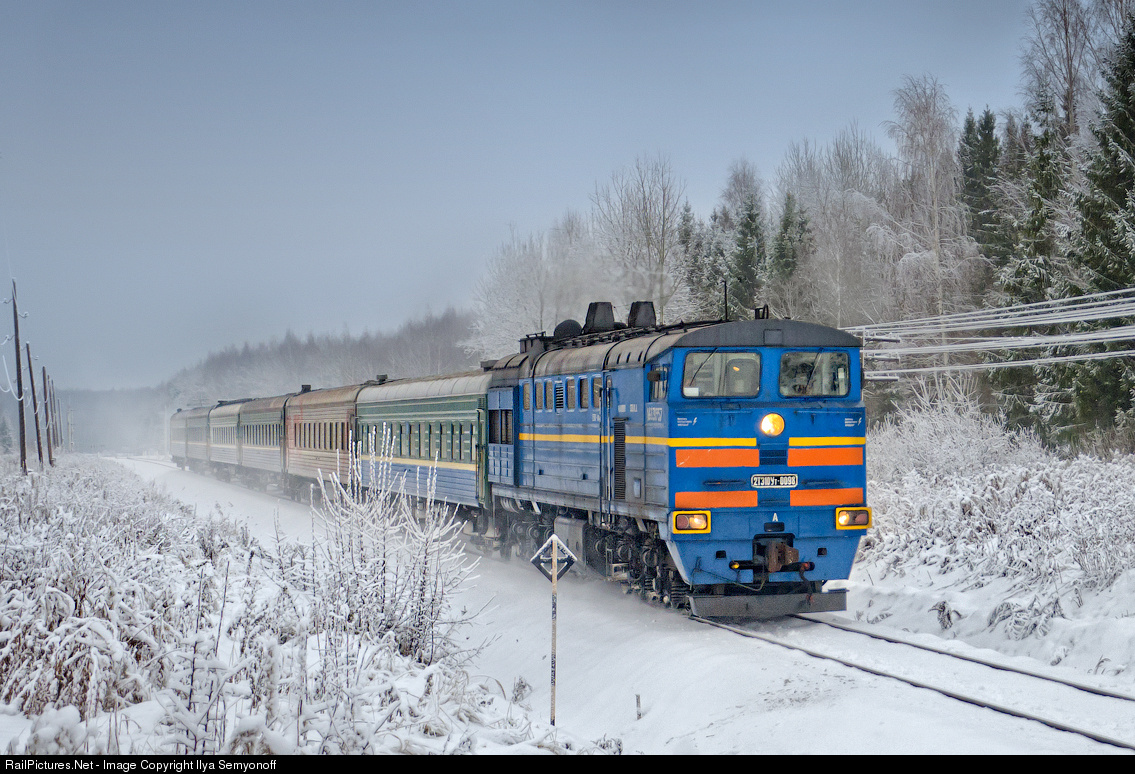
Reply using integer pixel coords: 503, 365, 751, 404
673, 511, 711, 533
760, 413, 785, 436
835, 507, 872, 529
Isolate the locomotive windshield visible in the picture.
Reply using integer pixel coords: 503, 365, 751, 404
779, 351, 850, 397
682, 351, 761, 397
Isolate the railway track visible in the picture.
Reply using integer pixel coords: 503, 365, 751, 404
693, 613, 1135, 752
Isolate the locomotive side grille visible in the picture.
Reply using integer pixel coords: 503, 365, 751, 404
613, 419, 626, 500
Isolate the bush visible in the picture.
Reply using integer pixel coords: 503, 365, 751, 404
863, 400, 1135, 636
0, 453, 583, 754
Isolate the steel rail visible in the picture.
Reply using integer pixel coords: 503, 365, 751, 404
792, 613, 1135, 703
692, 615, 1135, 752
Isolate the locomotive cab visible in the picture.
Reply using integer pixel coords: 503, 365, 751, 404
660, 319, 871, 618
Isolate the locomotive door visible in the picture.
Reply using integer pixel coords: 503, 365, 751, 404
600, 376, 626, 515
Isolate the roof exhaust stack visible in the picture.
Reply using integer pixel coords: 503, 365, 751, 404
627, 301, 656, 328
300, 384, 312, 393
583, 302, 616, 334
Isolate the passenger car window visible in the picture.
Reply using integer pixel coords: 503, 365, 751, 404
682, 352, 760, 398
779, 351, 851, 397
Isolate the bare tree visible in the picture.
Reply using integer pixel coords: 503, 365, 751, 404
883, 74, 977, 322
719, 157, 764, 226
591, 154, 687, 322
467, 228, 554, 358
1085, 0, 1130, 43
776, 126, 899, 327
466, 212, 603, 358
1088, 0, 1135, 65
1021, 0, 1096, 140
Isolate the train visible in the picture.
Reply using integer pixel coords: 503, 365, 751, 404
170, 301, 871, 618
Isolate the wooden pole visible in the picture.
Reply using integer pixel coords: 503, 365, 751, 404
12, 282, 26, 475
43, 367, 53, 466
26, 343, 43, 470
47, 376, 56, 449
54, 379, 62, 451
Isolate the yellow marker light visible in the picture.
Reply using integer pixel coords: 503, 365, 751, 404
760, 413, 785, 436
835, 507, 872, 529
673, 511, 711, 533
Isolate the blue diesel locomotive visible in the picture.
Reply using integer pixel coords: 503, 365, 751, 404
170, 301, 871, 618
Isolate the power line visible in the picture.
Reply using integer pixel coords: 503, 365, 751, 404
851, 286, 1135, 377
870, 348, 1135, 377
847, 287, 1135, 339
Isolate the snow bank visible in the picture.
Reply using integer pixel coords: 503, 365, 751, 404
0, 456, 594, 754
856, 401, 1135, 679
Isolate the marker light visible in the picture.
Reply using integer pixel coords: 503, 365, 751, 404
760, 413, 785, 436
835, 507, 872, 529
673, 511, 711, 533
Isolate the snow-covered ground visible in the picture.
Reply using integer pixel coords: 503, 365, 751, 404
3, 403, 1134, 754
118, 435, 1135, 755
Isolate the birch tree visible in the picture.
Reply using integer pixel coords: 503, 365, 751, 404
591, 154, 687, 322
467, 212, 602, 358
777, 127, 898, 327
883, 75, 977, 321
1021, 0, 1096, 141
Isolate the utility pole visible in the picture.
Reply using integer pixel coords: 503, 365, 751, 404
11, 281, 26, 475
46, 376, 56, 449
26, 343, 43, 470
43, 367, 53, 467
52, 377, 62, 453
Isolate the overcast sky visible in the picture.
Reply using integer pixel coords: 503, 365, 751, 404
1, 0, 1033, 390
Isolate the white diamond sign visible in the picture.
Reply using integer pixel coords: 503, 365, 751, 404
530, 534, 577, 582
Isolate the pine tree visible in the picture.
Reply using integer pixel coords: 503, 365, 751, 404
771, 192, 806, 280
1055, 17, 1135, 440
726, 194, 766, 320
1003, 108, 1063, 307
992, 104, 1066, 435
677, 204, 730, 321
958, 107, 1002, 263
763, 192, 811, 318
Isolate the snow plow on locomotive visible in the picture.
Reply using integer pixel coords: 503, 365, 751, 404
170, 301, 871, 619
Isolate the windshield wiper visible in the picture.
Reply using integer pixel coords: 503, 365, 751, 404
802, 349, 825, 396
685, 348, 719, 393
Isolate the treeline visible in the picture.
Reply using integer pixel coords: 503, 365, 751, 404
468, 0, 1135, 450
47, 309, 477, 454
165, 307, 477, 410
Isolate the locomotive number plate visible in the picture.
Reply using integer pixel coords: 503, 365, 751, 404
750, 474, 798, 489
